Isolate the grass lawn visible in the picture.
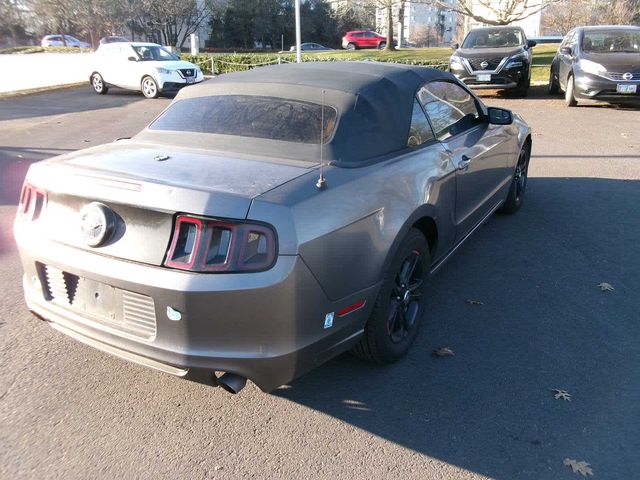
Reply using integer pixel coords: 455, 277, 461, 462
310, 47, 452, 64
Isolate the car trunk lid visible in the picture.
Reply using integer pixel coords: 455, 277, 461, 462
22, 142, 315, 266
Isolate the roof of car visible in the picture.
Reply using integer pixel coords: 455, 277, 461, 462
144, 62, 457, 164
469, 26, 524, 31
578, 25, 640, 31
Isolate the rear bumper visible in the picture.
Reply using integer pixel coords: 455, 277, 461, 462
17, 233, 376, 392
573, 71, 640, 103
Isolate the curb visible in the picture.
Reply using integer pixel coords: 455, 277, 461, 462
0, 82, 87, 99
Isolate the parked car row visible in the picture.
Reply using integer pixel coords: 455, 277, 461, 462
449, 24, 639, 106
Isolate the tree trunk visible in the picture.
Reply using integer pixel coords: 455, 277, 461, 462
398, 1, 405, 48
385, 4, 395, 51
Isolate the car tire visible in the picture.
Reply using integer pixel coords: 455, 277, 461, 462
352, 228, 429, 363
346, 43, 356, 51
548, 68, 560, 94
499, 142, 530, 214
91, 73, 108, 95
515, 77, 530, 97
378, 41, 386, 49
141, 76, 160, 99
565, 74, 578, 107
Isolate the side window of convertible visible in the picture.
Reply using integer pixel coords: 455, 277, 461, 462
407, 98, 435, 147
418, 81, 482, 141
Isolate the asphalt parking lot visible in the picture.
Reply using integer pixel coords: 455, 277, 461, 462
1, 84, 639, 480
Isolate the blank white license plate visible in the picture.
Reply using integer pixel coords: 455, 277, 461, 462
186, 77, 195, 84
476, 74, 491, 82
616, 84, 637, 94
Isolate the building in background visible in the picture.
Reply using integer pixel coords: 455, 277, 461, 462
375, 1, 459, 47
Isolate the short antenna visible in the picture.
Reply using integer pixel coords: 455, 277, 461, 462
316, 89, 327, 190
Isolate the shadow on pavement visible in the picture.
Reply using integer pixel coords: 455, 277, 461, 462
275, 177, 640, 479
0, 86, 152, 121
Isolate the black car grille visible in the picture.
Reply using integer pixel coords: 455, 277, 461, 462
603, 72, 640, 81
179, 68, 195, 77
468, 57, 504, 71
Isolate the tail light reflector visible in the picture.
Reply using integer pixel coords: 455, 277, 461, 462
165, 215, 277, 273
18, 183, 47, 220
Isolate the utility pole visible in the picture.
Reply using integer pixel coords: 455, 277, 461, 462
295, 0, 302, 63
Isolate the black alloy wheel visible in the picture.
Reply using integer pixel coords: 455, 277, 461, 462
548, 68, 560, 94
387, 249, 423, 343
352, 228, 429, 363
499, 144, 530, 214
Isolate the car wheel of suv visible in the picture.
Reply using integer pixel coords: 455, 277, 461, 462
378, 41, 386, 49
515, 77, 530, 97
565, 74, 578, 107
499, 142, 530, 214
91, 73, 108, 95
548, 69, 560, 94
346, 43, 356, 51
352, 228, 429, 363
141, 76, 159, 99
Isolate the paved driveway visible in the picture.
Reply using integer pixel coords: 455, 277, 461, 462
0, 86, 638, 479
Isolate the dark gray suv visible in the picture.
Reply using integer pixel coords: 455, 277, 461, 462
549, 25, 640, 107
449, 26, 536, 96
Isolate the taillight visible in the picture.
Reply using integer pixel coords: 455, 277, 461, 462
18, 183, 47, 220
165, 215, 277, 273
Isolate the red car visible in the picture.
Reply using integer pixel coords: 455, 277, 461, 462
342, 30, 391, 50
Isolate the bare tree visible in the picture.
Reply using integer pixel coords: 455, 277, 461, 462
142, 0, 213, 48
542, 0, 640, 35
411, 24, 439, 47
368, 0, 398, 51
434, 0, 558, 26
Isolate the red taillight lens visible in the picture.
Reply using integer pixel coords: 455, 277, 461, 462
165, 215, 277, 273
18, 183, 47, 220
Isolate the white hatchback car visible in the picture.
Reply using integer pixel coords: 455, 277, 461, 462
41, 35, 91, 49
90, 42, 204, 98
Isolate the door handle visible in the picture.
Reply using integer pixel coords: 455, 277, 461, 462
457, 155, 472, 171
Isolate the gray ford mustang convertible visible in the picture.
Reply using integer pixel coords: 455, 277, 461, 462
15, 62, 531, 394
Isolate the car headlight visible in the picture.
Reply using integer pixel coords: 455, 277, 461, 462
156, 67, 172, 75
579, 59, 606, 75
450, 55, 465, 70
505, 53, 527, 69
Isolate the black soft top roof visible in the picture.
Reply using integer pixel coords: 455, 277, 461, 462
138, 62, 457, 164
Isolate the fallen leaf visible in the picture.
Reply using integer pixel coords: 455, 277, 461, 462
597, 282, 614, 292
466, 299, 484, 305
552, 388, 572, 401
564, 458, 593, 476
433, 347, 454, 357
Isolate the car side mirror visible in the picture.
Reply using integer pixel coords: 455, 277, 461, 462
127, 56, 137, 61
487, 107, 513, 125
527, 40, 537, 49
451, 42, 459, 50
559, 46, 572, 55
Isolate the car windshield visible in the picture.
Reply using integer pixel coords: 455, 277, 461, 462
149, 95, 338, 144
133, 45, 179, 61
582, 30, 640, 53
462, 29, 523, 48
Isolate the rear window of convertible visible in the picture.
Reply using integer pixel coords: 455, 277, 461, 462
149, 95, 338, 144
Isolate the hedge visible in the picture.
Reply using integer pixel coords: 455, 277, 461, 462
181, 53, 449, 76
